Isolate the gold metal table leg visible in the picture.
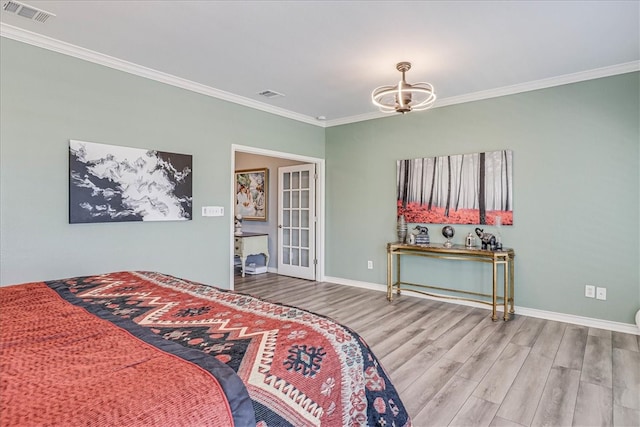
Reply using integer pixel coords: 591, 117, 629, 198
396, 254, 401, 296
387, 250, 393, 301
509, 255, 515, 314
503, 260, 509, 321
492, 258, 498, 321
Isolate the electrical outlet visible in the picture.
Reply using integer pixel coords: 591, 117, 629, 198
367, 260, 373, 270
585, 285, 595, 298
596, 287, 607, 301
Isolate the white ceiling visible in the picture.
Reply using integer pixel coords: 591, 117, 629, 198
1, 1, 639, 126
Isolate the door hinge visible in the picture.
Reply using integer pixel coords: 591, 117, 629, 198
313, 259, 318, 265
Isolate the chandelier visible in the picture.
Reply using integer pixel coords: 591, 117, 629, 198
371, 62, 436, 114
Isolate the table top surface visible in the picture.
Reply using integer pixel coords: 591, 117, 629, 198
388, 242, 514, 256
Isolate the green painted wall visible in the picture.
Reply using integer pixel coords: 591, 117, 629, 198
325, 72, 640, 324
2, 37, 638, 325
0, 38, 324, 287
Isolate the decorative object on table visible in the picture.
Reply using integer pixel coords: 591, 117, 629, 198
234, 214, 243, 235
371, 61, 436, 114
465, 232, 476, 248
475, 227, 497, 250
442, 225, 455, 248
235, 168, 268, 221
396, 149, 513, 226
414, 225, 429, 234
69, 140, 192, 224
397, 215, 408, 243
407, 233, 416, 244
494, 215, 503, 250
413, 225, 430, 245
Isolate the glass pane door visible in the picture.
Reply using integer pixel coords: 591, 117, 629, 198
278, 164, 315, 280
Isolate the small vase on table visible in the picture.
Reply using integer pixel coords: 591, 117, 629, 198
397, 215, 407, 243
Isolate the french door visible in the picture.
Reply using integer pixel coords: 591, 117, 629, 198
277, 164, 316, 280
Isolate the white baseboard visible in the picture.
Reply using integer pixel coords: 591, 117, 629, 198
324, 276, 640, 336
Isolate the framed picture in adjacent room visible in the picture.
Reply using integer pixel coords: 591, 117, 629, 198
235, 168, 268, 221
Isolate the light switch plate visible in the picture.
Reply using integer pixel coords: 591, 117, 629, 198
202, 206, 224, 217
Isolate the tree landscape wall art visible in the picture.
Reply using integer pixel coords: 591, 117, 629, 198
69, 140, 192, 224
397, 149, 513, 225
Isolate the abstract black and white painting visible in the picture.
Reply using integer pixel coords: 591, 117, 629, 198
69, 140, 192, 224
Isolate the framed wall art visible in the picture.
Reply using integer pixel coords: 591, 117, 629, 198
397, 149, 513, 225
235, 168, 268, 221
69, 140, 192, 224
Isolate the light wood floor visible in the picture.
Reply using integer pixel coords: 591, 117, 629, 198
235, 272, 640, 427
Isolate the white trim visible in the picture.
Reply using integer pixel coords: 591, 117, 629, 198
324, 61, 640, 127
0, 23, 325, 127
230, 144, 326, 289
514, 306, 639, 336
435, 61, 640, 108
325, 276, 640, 335
324, 276, 388, 293
2, 23, 638, 129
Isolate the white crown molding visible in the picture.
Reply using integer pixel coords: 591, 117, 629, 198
0, 23, 326, 127
435, 61, 640, 108
325, 275, 640, 335
325, 111, 390, 127
327, 60, 640, 127
2, 23, 637, 129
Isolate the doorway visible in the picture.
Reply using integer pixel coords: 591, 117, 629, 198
230, 145, 325, 289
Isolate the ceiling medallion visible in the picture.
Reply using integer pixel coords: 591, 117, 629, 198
371, 62, 436, 114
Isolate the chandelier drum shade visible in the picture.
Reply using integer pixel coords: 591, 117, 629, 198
371, 62, 436, 114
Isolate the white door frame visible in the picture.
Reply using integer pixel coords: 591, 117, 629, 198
230, 144, 325, 290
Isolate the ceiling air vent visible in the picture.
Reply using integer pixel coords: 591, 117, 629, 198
2, 1, 55, 23
258, 90, 285, 99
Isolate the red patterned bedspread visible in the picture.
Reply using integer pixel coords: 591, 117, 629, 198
0, 282, 241, 427
3, 271, 411, 427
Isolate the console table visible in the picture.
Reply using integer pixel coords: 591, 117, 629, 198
386, 243, 515, 321
234, 232, 270, 277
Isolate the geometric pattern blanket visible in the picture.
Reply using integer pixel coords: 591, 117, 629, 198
1, 281, 244, 427
48, 271, 412, 427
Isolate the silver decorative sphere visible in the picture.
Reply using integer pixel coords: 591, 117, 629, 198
442, 226, 455, 239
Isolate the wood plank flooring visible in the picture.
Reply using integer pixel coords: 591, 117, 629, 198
235, 273, 640, 427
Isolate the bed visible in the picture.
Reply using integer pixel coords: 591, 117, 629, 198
1, 271, 411, 427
